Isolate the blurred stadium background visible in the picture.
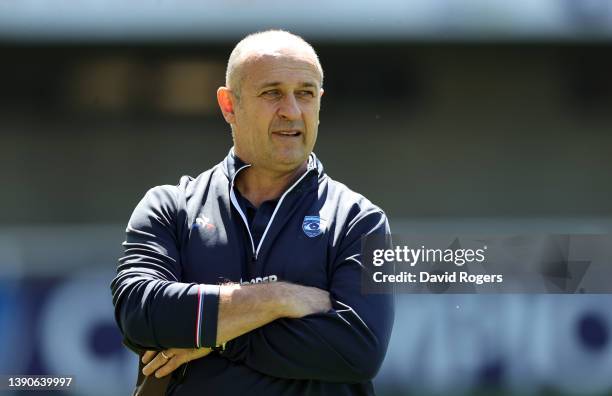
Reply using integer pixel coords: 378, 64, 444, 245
1, 1, 612, 395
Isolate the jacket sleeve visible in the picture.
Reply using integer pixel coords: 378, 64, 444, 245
220, 209, 395, 383
110, 186, 219, 353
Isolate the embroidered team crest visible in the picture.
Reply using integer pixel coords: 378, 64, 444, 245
194, 216, 215, 230
302, 216, 326, 238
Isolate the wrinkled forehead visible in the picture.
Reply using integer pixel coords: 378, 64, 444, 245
239, 48, 323, 88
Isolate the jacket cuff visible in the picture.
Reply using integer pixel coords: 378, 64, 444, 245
195, 284, 220, 348
122, 337, 146, 355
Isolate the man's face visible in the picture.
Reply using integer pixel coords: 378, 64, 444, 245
230, 51, 323, 173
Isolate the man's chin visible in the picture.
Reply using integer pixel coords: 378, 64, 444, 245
272, 154, 309, 172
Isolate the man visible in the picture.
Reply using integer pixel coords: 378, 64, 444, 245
111, 30, 394, 395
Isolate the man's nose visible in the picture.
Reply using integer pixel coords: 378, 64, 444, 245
277, 93, 301, 120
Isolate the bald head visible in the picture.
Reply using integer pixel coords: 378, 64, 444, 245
225, 30, 324, 99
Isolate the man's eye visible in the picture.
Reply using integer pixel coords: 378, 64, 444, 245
297, 90, 315, 97
261, 90, 281, 98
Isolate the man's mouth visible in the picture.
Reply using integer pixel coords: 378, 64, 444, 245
272, 130, 302, 137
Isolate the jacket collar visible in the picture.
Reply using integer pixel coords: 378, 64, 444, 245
221, 147, 324, 188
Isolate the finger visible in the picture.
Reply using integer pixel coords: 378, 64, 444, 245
153, 348, 212, 378
155, 354, 186, 378
141, 350, 157, 364
142, 351, 172, 376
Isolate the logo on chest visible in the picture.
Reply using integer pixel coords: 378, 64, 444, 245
193, 216, 215, 231
302, 216, 327, 238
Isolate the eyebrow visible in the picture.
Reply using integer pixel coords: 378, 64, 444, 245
257, 81, 318, 90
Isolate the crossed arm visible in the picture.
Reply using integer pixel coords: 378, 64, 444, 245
111, 186, 393, 382
138, 281, 331, 377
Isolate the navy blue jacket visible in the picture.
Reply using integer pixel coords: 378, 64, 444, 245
111, 150, 395, 395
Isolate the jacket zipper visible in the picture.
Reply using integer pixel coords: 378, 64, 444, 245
229, 163, 315, 261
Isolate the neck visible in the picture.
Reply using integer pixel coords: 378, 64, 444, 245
235, 161, 308, 208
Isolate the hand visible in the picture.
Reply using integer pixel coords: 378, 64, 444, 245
141, 347, 212, 378
215, 282, 332, 345
282, 283, 331, 318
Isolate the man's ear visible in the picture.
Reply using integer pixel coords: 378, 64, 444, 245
217, 87, 236, 124
320, 88, 324, 98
